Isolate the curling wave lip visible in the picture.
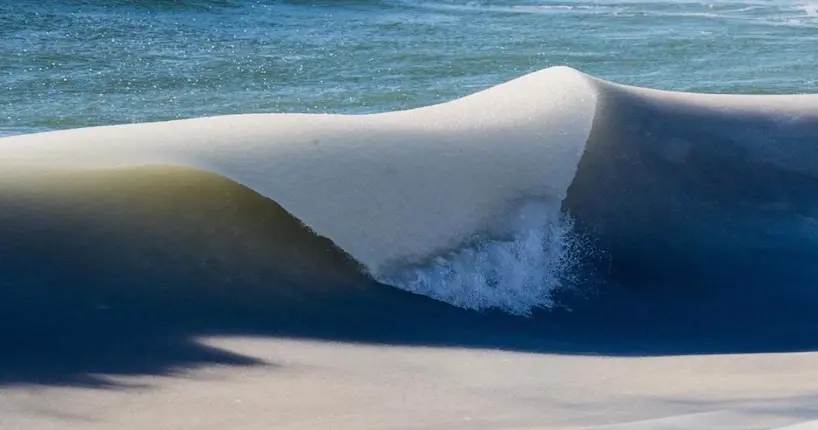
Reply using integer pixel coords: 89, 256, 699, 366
0, 66, 597, 278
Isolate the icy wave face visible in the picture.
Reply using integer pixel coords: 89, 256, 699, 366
4, 67, 818, 316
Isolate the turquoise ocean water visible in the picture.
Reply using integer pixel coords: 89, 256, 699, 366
2, 0, 817, 136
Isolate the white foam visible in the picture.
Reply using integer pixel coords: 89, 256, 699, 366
377, 200, 581, 315
800, 3, 818, 17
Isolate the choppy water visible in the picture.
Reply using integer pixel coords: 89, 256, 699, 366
3, 0, 818, 135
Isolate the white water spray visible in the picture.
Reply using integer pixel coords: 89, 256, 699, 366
377, 200, 582, 316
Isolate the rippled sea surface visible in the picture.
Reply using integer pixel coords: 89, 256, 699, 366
2, 0, 817, 135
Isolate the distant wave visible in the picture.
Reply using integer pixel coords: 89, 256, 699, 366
394, 1, 818, 28
68, 0, 242, 10
2, 67, 818, 314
